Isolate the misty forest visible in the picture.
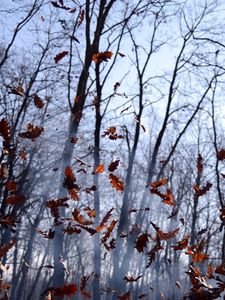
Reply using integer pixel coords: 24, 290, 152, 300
2, 0, 225, 299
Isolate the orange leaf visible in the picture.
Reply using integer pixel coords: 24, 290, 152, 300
109, 173, 124, 191
92, 51, 113, 64
150, 178, 168, 188
93, 164, 105, 174
151, 222, 179, 240
43, 283, 78, 297
96, 208, 114, 232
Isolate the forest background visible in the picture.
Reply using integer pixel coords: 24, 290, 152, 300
1, 0, 225, 299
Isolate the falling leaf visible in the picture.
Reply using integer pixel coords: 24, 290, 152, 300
118, 291, 131, 300
10, 85, 25, 97
6, 194, 25, 205
217, 149, 225, 160
114, 82, 120, 92
19, 151, 27, 160
197, 154, 203, 174
54, 51, 69, 63
5, 181, 17, 191
80, 275, 91, 298
0, 119, 10, 142
72, 208, 93, 225
34, 95, 44, 109
78, 9, 85, 27
36, 228, 55, 239
42, 283, 78, 297
84, 207, 96, 218
109, 173, 124, 191
63, 166, 80, 200
146, 242, 163, 267
101, 219, 118, 243
46, 197, 69, 225
85, 185, 97, 195
135, 233, 149, 253
92, 51, 113, 64
176, 281, 181, 288
193, 182, 212, 197
171, 235, 189, 251
93, 164, 105, 174
108, 160, 120, 172
19, 123, 44, 141
0, 240, 16, 259
70, 136, 78, 144
150, 178, 168, 189
118, 52, 126, 57
151, 222, 179, 240
96, 208, 114, 232
102, 126, 124, 140
150, 188, 175, 206
123, 275, 142, 283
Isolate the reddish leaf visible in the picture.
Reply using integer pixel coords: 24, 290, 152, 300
101, 219, 117, 243
83, 207, 96, 218
217, 149, 225, 160
63, 225, 81, 235
135, 233, 149, 253
96, 208, 114, 232
102, 126, 124, 140
5, 181, 17, 191
72, 208, 93, 225
185, 239, 209, 263
19, 151, 27, 160
118, 291, 131, 300
70, 136, 78, 144
19, 123, 44, 141
34, 95, 44, 109
6, 194, 25, 205
150, 188, 175, 206
150, 178, 168, 189
0, 240, 16, 259
109, 173, 124, 192
78, 9, 85, 27
80, 275, 91, 298
42, 283, 78, 297
193, 182, 212, 197
151, 222, 179, 240
54, 51, 69, 63
63, 166, 80, 200
92, 51, 113, 64
146, 242, 163, 267
172, 235, 189, 251
0, 163, 8, 180
197, 154, 203, 174
46, 197, 69, 225
0, 119, 10, 142
108, 160, 120, 172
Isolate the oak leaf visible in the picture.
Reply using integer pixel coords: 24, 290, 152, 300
109, 173, 124, 191
54, 51, 69, 63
